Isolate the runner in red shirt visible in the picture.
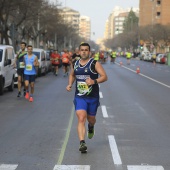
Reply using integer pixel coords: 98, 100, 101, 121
62, 49, 70, 77
50, 49, 61, 76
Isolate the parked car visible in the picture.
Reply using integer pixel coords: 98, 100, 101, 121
141, 51, 151, 61
32, 48, 46, 76
0, 45, 16, 95
156, 53, 167, 64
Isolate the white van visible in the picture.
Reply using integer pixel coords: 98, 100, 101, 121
32, 48, 46, 76
0, 45, 16, 95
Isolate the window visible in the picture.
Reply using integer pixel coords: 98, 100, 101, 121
157, 12, 161, 17
157, 0, 161, 5
4, 49, 8, 66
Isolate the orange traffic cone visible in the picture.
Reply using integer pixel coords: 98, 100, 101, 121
136, 67, 140, 74
120, 61, 123, 66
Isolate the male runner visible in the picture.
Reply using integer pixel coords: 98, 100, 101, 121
24, 45, 39, 102
62, 49, 70, 77
50, 49, 61, 76
15, 42, 27, 97
66, 43, 108, 153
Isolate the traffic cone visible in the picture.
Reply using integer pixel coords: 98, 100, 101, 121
136, 67, 140, 74
120, 61, 123, 66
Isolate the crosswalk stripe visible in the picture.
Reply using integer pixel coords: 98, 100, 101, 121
127, 165, 164, 170
53, 165, 90, 170
0, 164, 18, 170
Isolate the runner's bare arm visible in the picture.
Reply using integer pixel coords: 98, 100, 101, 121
34, 56, 39, 67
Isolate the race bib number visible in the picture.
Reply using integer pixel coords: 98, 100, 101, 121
26, 64, 32, 71
77, 81, 89, 95
19, 62, 25, 68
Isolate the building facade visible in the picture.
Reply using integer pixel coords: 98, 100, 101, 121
79, 16, 91, 41
139, 0, 170, 26
59, 7, 80, 33
114, 12, 129, 35
104, 6, 139, 39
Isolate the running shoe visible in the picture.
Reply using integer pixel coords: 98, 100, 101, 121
29, 97, 33, 102
87, 126, 95, 139
79, 142, 87, 152
17, 91, 21, 97
25, 92, 29, 99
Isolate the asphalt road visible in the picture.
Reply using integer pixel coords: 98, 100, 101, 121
0, 58, 170, 170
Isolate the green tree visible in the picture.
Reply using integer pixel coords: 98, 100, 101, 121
123, 9, 139, 33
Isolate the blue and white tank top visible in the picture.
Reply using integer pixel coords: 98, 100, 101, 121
24, 54, 37, 75
74, 58, 99, 98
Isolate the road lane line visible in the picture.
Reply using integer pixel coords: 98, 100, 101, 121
53, 165, 90, 170
57, 106, 75, 165
108, 135, 122, 165
116, 63, 170, 89
101, 105, 108, 118
99, 92, 103, 98
0, 164, 18, 170
127, 165, 164, 170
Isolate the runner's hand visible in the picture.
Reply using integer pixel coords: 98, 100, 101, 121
85, 77, 94, 86
66, 85, 72, 92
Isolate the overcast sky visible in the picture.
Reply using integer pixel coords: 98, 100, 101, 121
53, 0, 139, 41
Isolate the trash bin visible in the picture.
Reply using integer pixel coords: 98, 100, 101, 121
168, 53, 170, 66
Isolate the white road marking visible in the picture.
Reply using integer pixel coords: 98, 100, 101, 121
99, 92, 103, 98
101, 105, 108, 118
53, 165, 90, 170
108, 135, 122, 165
127, 165, 164, 170
116, 63, 170, 89
0, 164, 18, 170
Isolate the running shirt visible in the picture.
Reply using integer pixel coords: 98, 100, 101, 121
24, 54, 37, 75
62, 53, 69, 64
126, 52, 132, 59
51, 53, 60, 65
74, 58, 99, 98
16, 51, 27, 69
111, 52, 116, 58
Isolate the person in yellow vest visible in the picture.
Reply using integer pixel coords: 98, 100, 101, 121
152, 53, 156, 66
126, 50, 132, 65
111, 50, 117, 63
94, 52, 99, 61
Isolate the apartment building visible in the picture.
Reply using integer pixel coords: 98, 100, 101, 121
59, 7, 80, 32
79, 16, 91, 41
104, 6, 139, 39
139, 0, 170, 26
114, 12, 129, 35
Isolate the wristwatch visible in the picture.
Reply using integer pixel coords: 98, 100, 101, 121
94, 79, 98, 84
